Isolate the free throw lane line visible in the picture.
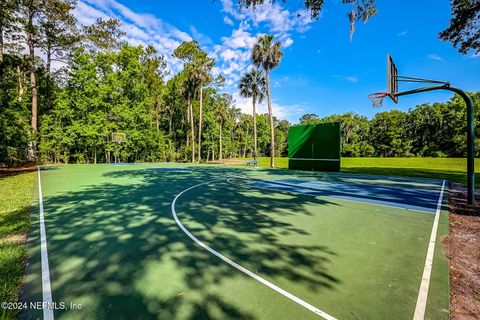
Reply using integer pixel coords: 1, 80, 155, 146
37, 167, 54, 320
413, 180, 446, 320
171, 179, 337, 320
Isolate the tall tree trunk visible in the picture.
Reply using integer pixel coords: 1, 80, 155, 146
252, 97, 258, 160
188, 96, 195, 163
186, 106, 190, 147
46, 44, 52, 110
219, 123, 223, 161
27, 11, 38, 161
0, 29, 3, 63
212, 137, 215, 161
243, 125, 249, 158
265, 70, 275, 167
197, 85, 203, 162
17, 65, 24, 101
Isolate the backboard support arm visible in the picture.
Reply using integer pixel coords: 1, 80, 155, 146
395, 85, 476, 204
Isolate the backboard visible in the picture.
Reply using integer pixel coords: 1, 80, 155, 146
387, 54, 398, 103
112, 132, 126, 144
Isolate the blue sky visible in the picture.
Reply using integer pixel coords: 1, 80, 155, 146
73, 0, 480, 123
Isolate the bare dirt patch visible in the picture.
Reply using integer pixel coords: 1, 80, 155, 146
443, 182, 480, 319
215, 159, 246, 165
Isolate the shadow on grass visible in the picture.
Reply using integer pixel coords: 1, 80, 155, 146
0, 206, 30, 237
21, 166, 339, 320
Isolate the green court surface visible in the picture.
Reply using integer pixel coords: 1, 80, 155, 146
21, 164, 449, 320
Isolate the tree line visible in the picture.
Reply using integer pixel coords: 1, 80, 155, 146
299, 91, 480, 158
0, 0, 291, 166
0, 0, 478, 167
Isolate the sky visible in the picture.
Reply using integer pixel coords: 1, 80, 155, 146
73, 0, 480, 123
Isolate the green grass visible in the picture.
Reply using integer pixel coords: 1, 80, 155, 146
0, 172, 35, 320
237, 157, 480, 186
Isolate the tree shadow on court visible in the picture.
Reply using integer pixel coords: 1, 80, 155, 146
21, 167, 340, 320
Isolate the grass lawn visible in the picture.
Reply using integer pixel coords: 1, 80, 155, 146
236, 157, 480, 186
0, 171, 35, 320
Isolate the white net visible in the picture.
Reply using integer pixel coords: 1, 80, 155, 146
368, 92, 388, 108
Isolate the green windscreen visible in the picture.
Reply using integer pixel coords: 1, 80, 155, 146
288, 122, 341, 172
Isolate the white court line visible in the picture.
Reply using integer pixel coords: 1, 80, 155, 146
413, 180, 446, 320
171, 179, 337, 320
37, 167, 54, 320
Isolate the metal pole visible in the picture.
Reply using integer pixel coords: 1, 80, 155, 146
451, 88, 476, 205
396, 85, 476, 204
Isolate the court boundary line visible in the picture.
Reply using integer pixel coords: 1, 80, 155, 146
227, 176, 435, 214
171, 179, 337, 320
37, 166, 54, 320
413, 179, 446, 320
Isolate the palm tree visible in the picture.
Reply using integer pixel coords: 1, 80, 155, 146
239, 68, 265, 161
216, 96, 227, 161
192, 56, 214, 162
180, 70, 198, 163
215, 94, 230, 161
252, 34, 283, 167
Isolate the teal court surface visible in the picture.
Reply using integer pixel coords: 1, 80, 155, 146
21, 164, 449, 320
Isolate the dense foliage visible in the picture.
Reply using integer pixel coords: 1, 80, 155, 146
0, 0, 291, 165
440, 0, 480, 54
0, 0, 479, 166
34, 44, 290, 164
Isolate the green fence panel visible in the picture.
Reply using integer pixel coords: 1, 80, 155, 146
288, 122, 341, 172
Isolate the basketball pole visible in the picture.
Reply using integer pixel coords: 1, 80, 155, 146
395, 84, 475, 204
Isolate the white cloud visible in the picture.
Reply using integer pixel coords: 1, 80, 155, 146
73, 1, 110, 26
345, 76, 358, 83
189, 25, 213, 45
220, 48, 237, 61
469, 53, 480, 58
283, 37, 294, 47
333, 75, 359, 83
223, 16, 234, 26
214, 1, 313, 91
428, 54, 444, 61
221, 22, 257, 49
221, 0, 313, 35
232, 92, 305, 122
74, 0, 192, 75
397, 30, 407, 36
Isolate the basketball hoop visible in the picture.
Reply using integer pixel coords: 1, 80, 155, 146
368, 92, 388, 108
112, 132, 126, 144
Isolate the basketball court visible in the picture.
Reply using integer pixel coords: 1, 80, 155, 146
21, 163, 449, 320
